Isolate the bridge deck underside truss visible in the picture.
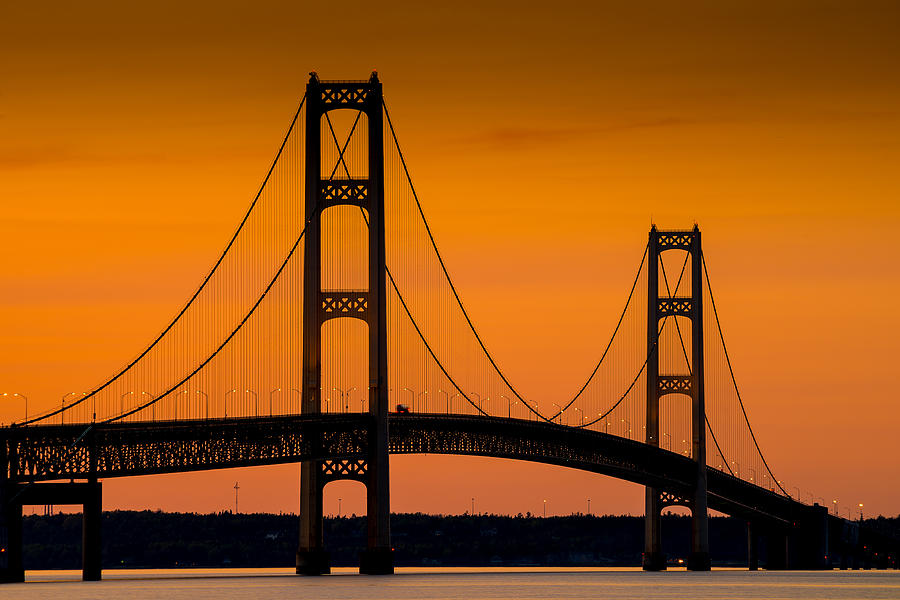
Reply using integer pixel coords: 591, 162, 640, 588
2, 414, 800, 526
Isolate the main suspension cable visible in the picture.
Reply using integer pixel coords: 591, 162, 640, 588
384, 99, 650, 423
701, 251, 788, 496
19, 94, 307, 426
105, 217, 312, 422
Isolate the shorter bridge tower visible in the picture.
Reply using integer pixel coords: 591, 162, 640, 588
643, 225, 710, 571
297, 73, 392, 575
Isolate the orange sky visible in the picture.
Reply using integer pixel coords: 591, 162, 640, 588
2, 1, 899, 519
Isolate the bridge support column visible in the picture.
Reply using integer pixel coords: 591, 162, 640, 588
82, 481, 102, 581
642, 489, 665, 571
0, 483, 24, 583
747, 521, 758, 571
765, 530, 789, 570
794, 504, 829, 570
297, 463, 329, 575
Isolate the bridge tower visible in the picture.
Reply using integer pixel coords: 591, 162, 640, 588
643, 225, 710, 571
297, 72, 393, 575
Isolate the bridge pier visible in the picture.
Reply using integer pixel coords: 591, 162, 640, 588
0, 481, 102, 583
0, 483, 24, 583
642, 488, 665, 570
793, 504, 829, 570
765, 530, 790, 570
747, 521, 759, 571
82, 481, 102, 581
297, 462, 329, 575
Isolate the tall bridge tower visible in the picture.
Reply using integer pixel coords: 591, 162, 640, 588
297, 72, 393, 575
643, 225, 710, 571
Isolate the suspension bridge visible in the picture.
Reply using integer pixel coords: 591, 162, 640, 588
1, 73, 896, 581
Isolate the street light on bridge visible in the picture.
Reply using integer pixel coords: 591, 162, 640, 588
120, 391, 134, 415
470, 391, 482, 412
245, 389, 258, 417
333, 387, 357, 413
437, 389, 450, 413
500, 394, 517, 419
224, 389, 237, 418
270, 388, 282, 416
3, 392, 28, 423
174, 390, 190, 420
141, 391, 156, 420
401, 387, 415, 411
574, 407, 584, 426
196, 390, 209, 419
61, 391, 83, 425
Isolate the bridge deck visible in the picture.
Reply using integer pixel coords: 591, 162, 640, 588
2, 414, 802, 526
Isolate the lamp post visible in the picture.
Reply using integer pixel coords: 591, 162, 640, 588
543, 499, 547, 518
61, 391, 80, 425
3, 392, 28, 422
622, 418, 631, 439
587, 498, 591, 516
418, 390, 428, 413
175, 389, 190, 420
832, 499, 838, 516
858, 503, 864, 522
224, 389, 237, 418
120, 391, 134, 415
748, 467, 757, 484
574, 407, 584, 427
333, 386, 357, 413
197, 390, 209, 419
662, 432, 671, 450
470, 391, 482, 412
269, 388, 282, 416
500, 394, 514, 418
401, 387, 415, 410
141, 391, 156, 420
437, 389, 450, 413
552, 402, 563, 425
245, 389, 258, 417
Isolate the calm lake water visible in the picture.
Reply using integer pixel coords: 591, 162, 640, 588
3, 568, 899, 599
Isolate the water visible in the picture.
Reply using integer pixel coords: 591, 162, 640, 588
3, 568, 898, 599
